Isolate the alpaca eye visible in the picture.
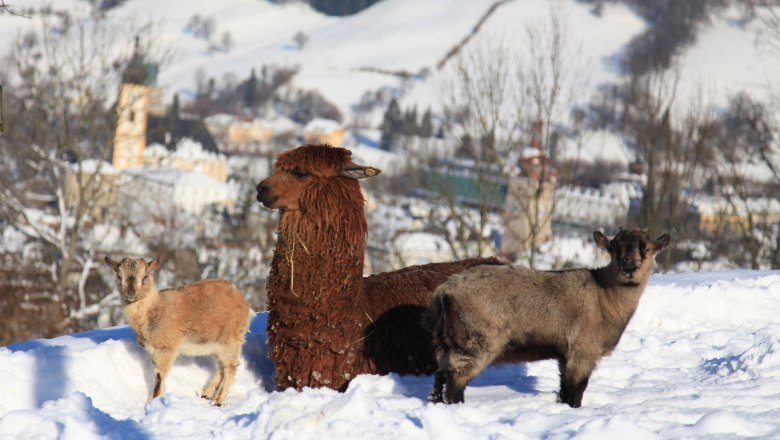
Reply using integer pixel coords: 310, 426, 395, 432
291, 170, 310, 179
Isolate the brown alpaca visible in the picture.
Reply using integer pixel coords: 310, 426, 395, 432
256, 144, 504, 391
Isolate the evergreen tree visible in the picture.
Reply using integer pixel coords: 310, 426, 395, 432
169, 93, 181, 120
379, 98, 402, 151
402, 106, 418, 136
420, 108, 434, 137
244, 68, 258, 108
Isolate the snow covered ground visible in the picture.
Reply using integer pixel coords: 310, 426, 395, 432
1, 270, 780, 439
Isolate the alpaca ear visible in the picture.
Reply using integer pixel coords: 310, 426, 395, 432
340, 165, 381, 180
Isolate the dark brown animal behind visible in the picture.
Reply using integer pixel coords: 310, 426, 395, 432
256, 144, 504, 391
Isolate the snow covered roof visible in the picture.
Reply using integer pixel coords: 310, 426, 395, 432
71, 159, 117, 175
143, 143, 170, 158
304, 118, 341, 134
122, 167, 226, 189
171, 138, 223, 160
691, 195, 780, 216
204, 113, 236, 126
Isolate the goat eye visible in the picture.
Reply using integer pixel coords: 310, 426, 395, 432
291, 170, 310, 179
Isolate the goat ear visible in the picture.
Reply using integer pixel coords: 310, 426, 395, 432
105, 256, 119, 272
340, 165, 381, 180
653, 233, 671, 252
147, 256, 161, 273
593, 230, 610, 250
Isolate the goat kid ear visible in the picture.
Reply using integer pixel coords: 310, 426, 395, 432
339, 165, 381, 180
105, 256, 119, 272
593, 230, 610, 250
653, 233, 672, 252
147, 256, 161, 273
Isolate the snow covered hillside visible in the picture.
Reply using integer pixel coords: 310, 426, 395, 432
1, 270, 779, 439
3, 0, 777, 121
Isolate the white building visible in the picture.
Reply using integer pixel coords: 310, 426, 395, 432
119, 168, 231, 215
554, 185, 627, 228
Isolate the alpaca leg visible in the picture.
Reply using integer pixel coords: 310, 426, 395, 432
150, 349, 176, 400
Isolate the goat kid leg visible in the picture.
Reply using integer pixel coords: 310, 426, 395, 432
150, 349, 177, 400
209, 348, 241, 406
201, 362, 225, 402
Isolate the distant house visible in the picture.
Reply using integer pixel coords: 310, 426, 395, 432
690, 196, 780, 233
64, 160, 119, 221
146, 115, 219, 155
391, 231, 454, 268
119, 168, 231, 215
143, 138, 228, 184
303, 118, 343, 147
554, 185, 626, 228
205, 114, 298, 155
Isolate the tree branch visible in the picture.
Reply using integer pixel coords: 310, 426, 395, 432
0, 1, 30, 18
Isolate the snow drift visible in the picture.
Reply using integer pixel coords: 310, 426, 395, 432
1, 270, 780, 438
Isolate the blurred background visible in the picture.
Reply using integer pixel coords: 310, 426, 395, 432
0, 0, 778, 344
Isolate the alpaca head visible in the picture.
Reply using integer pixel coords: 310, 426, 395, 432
256, 144, 381, 213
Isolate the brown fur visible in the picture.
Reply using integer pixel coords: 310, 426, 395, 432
256, 144, 505, 391
105, 256, 251, 406
422, 229, 671, 407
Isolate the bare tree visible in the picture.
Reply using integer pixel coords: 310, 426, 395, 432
423, 34, 514, 260
617, 67, 717, 270
0, 0, 29, 18
506, 9, 591, 267
0, 12, 158, 334
709, 93, 780, 269
421, 8, 589, 268
749, 0, 780, 52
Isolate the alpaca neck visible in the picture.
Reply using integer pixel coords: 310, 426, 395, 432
270, 209, 366, 303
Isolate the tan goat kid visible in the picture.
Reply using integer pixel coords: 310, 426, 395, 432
423, 229, 671, 407
105, 256, 251, 406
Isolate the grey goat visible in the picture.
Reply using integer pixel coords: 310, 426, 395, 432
422, 228, 671, 407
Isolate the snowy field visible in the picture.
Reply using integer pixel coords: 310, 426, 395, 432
1, 270, 780, 439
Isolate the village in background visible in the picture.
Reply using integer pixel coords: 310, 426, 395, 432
0, 0, 779, 345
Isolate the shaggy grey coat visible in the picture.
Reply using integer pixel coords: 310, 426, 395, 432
422, 229, 670, 407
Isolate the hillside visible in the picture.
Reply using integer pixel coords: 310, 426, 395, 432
3, 1, 777, 125
1, 271, 779, 438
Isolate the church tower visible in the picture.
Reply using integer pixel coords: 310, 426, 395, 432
113, 38, 158, 171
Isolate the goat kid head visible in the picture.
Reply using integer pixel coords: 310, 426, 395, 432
105, 256, 161, 304
594, 229, 671, 285
255, 144, 381, 212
